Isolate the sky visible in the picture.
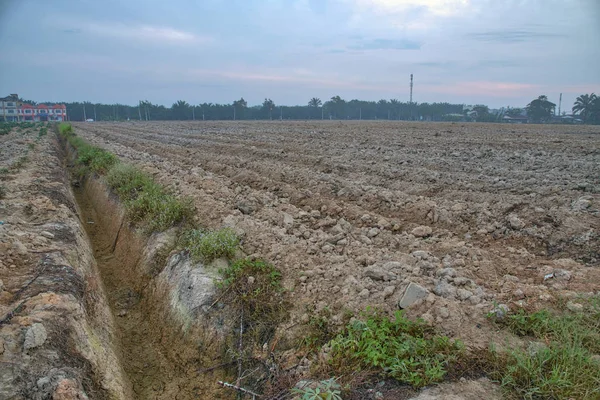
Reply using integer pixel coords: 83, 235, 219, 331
0, 0, 599, 109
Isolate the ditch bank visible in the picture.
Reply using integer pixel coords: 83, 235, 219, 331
0, 127, 130, 399
62, 131, 233, 399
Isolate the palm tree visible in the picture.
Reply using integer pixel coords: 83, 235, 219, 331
308, 98, 322, 119
572, 93, 597, 123
171, 100, 191, 120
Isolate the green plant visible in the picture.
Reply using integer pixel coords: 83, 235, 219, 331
125, 183, 194, 232
58, 122, 73, 135
291, 378, 343, 400
183, 228, 239, 262
76, 145, 118, 174
106, 163, 154, 201
0, 167, 8, 174
329, 308, 463, 388
490, 298, 600, 399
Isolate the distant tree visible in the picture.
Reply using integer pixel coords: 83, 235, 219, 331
526, 95, 556, 123
233, 98, 247, 120
172, 100, 191, 120
572, 93, 597, 123
308, 97, 322, 119
329, 95, 346, 119
389, 99, 400, 119
262, 98, 275, 120
505, 107, 523, 117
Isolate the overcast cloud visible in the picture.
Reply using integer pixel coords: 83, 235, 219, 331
0, 0, 599, 108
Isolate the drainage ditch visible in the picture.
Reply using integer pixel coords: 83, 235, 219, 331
70, 167, 229, 399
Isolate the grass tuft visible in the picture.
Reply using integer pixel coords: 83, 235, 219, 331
490, 298, 600, 399
183, 228, 239, 262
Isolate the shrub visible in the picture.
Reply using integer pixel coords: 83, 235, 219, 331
76, 145, 118, 174
329, 309, 463, 388
183, 228, 239, 262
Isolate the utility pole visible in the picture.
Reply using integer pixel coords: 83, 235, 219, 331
93, 104, 97, 121
83, 103, 87, 121
138, 102, 142, 120
410, 73, 414, 121
558, 93, 562, 116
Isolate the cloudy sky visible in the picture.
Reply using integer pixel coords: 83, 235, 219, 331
1, 0, 599, 108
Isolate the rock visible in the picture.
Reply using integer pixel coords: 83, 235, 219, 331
358, 289, 370, 298
566, 301, 584, 312
118, 310, 127, 317
382, 286, 395, 298
367, 228, 380, 238
490, 304, 510, 320
24, 323, 47, 350
236, 201, 254, 215
247, 276, 256, 285
591, 354, 600, 364
412, 226, 432, 238
412, 250, 431, 259
572, 197, 591, 211
0, 278, 4, 292
40, 231, 55, 239
364, 266, 394, 281
282, 212, 294, 228
0, 337, 4, 354
52, 378, 89, 400
513, 289, 525, 300
453, 277, 471, 286
553, 269, 572, 281
436, 268, 457, 278
508, 214, 525, 230
434, 281, 456, 298
399, 282, 429, 309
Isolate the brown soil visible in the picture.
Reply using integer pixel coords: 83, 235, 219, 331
74, 179, 230, 399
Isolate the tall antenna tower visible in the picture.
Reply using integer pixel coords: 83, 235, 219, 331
558, 93, 562, 116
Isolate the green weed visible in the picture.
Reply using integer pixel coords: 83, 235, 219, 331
183, 228, 239, 262
490, 298, 600, 399
329, 308, 463, 389
291, 378, 343, 400
106, 163, 154, 201
58, 122, 73, 135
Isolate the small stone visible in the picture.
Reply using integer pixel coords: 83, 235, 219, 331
491, 304, 510, 320
412, 226, 432, 238
24, 323, 47, 350
566, 301, 584, 313
0, 278, 4, 292
247, 276, 256, 285
367, 228, 380, 238
382, 286, 395, 298
358, 289, 370, 298
364, 266, 394, 281
434, 281, 457, 298
508, 214, 525, 230
40, 231, 55, 239
399, 282, 429, 309
453, 277, 471, 286
553, 269, 572, 281
118, 310, 128, 317
513, 289, 525, 300
591, 355, 600, 364
527, 341, 547, 356
236, 201, 254, 215
436, 268, 457, 278
282, 212, 294, 228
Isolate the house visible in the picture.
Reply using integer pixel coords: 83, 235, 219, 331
1, 94, 68, 121
0, 94, 19, 121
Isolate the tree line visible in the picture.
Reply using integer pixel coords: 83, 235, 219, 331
20, 93, 600, 124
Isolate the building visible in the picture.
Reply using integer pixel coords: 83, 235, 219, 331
0, 94, 19, 121
1, 94, 67, 122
